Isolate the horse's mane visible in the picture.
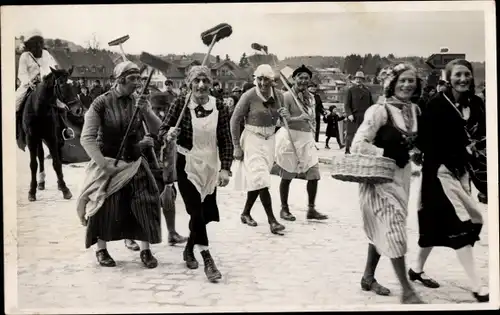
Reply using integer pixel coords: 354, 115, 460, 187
34, 71, 57, 109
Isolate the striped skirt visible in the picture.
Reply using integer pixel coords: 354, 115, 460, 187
358, 163, 412, 258
85, 160, 162, 248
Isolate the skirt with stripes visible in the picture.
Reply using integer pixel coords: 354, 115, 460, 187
358, 163, 412, 258
85, 159, 162, 248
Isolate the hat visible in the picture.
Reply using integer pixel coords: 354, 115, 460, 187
113, 61, 140, 79
23, 29, 43, 42
232, 86, 242, 92
292, 65, 312, 78
354, 71, 365, 79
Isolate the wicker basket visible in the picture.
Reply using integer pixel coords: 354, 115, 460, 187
330, 154, 397, 184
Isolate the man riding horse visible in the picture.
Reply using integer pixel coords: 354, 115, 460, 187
16, 29, 74, 152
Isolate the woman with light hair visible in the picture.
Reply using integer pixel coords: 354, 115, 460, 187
230, 64, 286, 235
351, 63, 424, 304
159, 65, 233, 283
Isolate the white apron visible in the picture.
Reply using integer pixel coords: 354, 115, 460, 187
232, 125, 276, 192
274, 128, 318, 174
181, 96, 220, 202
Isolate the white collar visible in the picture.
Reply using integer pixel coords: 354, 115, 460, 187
188, 95, 216, 110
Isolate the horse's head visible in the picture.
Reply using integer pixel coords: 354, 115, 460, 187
49, 66, 82, 110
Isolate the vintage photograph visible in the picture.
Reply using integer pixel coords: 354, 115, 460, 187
2, 1, 498, 313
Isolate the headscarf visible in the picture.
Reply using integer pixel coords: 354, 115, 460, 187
253, 64, 275, 87
23, 29, 43, 42
186, 66, 212, 86
113, 61, 140, 79
444, 59, 475, 95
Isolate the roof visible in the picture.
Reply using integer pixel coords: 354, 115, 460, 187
129, 55, 185, 79
208, 60, 249, 80
49, 48, 115, 78
173, 59, 201, 68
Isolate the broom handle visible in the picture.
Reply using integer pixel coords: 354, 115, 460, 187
142, 121, 160, 169
174, 33, 218, 130
278, 71, 315, 133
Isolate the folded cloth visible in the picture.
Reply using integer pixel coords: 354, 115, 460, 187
76, 157, 142, 220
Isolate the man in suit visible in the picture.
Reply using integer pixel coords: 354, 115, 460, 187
344, 71, 374, 154
308, 82, 325, 143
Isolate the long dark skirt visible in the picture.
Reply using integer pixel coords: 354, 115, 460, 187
85, 160, 162, 248
417, 167, 482, 249
175, 153, 219, 246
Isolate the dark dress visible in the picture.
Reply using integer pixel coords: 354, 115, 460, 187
416, 91, 485, 249
324, 113, 345, 138
81, 89, 162, 248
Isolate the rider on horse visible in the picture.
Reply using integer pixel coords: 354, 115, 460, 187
16, 29, 73, 151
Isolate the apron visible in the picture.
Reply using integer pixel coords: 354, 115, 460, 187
182, 97, 220, 202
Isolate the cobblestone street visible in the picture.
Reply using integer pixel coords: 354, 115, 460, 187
12, 141, 492, 313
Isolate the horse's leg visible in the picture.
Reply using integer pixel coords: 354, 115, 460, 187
45, 135, 72, 200
37, 142, 46, 190
27, 137, 39, 202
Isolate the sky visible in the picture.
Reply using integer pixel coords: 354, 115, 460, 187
5, 2, 487, 62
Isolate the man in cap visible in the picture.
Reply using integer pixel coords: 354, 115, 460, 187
275, 65, 328, 222
344, 70, 374, 154
227, 86, 242, 117
79, 60, 163, 267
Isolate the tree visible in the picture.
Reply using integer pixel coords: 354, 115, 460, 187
86, 33, 100, 51
216, 55, 221, 63
239, 53, 250, 68
225, 54, 230, 61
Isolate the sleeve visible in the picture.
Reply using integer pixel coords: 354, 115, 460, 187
350, 104, 387, 156
44, 50, 59, 69
229, 91, 251, 148
344, 88, 353, 116
80, 97, 108, 169
17, 53, 32, 85
217, 100, 234, 171
158, 96, 184, 140
315, 95, 324, 115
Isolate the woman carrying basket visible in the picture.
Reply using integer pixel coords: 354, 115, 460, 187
350, 63, 424, 304
409, 59, 488, 302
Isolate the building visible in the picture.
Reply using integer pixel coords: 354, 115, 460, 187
208, 59, 251, 92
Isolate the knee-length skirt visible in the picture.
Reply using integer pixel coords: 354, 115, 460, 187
85, 160, 162, 248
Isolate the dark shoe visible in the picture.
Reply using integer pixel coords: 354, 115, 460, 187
200, 250, 222, 282
168, 232, 188, 246
124, 239, 140, 251
473, 291, 489, 303
183, 244, 199, 269
408, 269, 440, 288
96, 249, 116, 267
140, 249, 158, 269
307, 206, 328, 220
401, 290, 425, 304
361, 277, 391, 296
325, 145, 330, 149
280, 206, 296, 221
241, 214, 258, 227
28, 191, 36, 202
270, 221, 285, 235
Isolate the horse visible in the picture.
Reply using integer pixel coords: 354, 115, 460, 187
22, 66, 81, 202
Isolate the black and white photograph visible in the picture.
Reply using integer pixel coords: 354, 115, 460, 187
2, 1, 498, 313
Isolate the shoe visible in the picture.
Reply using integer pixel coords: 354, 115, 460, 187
408, 269, 440, 288
280, 206, 296, 221
240, 214, 258, 227
124, 239, 140, 251
140, 249, 158, 269
401, 290, 425, 304
168, 232, 188, 246
200, 250, 222, 282
473, 291, 489, 303
306, 206, 328, 220
183, 242, 199, 269
360, 277, 391, 296
96, 249, 116, 267
270, 221, 285, 235
325, 145, 330, 149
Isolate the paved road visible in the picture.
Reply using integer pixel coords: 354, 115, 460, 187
12, 144, 491, 313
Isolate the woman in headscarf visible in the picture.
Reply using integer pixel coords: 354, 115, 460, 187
409, 59, 488, 302
158, 66, 233, 283
351, 63, 424, 304
230, 64, 286, 235
78, 60, 163, 269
